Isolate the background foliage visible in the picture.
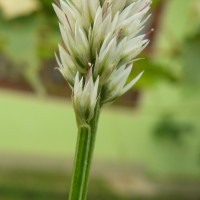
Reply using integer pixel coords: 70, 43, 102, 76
0, 0, 200, 199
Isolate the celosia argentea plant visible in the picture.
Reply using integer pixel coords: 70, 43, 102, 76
53, 0, 152, 199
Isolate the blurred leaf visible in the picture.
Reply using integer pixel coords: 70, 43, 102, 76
153, 0, 198, 76
152, 0, 163, 8
129, 58, 180, 88
0, 14, 46, 95
38, 27, 60, 60
39, 0, 57, 20
181, 28, 200, 86
38, 0, 60, 30
153, 114, 195, 144
150, 0, 200, 89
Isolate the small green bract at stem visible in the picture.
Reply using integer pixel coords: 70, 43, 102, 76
53, 0, 152, 199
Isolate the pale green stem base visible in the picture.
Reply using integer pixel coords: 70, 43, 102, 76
68, 102, 100, 200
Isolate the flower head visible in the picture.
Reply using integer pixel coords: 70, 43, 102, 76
53, 0, 152, 123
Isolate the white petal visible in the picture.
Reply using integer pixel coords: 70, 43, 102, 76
121, 71, 144, 95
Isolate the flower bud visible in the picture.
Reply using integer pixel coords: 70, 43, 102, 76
73, 71, 99, 126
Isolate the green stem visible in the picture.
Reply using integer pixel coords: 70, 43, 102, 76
69, 102, 100, 200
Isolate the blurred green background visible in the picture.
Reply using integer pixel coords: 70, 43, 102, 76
0, 0, 200, 199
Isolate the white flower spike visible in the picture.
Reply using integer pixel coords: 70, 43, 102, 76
53, 1, 153, 198
53, 0, 152, 123
73, 70, 99, 125
102, 64, 144, 104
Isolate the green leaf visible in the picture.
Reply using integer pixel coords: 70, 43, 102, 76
0, 14, 46, 95
128, 58, 180, 88
181, 28, 200, 86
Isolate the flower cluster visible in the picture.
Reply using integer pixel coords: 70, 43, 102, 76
53, 0, 151, 124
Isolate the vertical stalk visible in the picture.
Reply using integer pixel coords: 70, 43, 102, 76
69, 101, 100, 200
